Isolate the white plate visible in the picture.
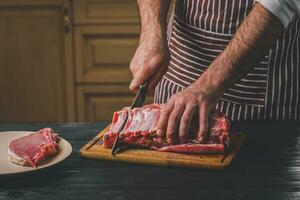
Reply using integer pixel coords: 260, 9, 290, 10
0, 131, 72, 175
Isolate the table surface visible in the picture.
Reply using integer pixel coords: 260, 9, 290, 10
1, 121, 300, 200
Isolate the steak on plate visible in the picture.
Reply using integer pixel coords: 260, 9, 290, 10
8, 128, 60, 168
103, 104, 230, 154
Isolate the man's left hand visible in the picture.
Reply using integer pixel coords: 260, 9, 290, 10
156, 82, 222, 144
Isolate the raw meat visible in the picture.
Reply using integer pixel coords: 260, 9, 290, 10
8, 128, 60, 168
157, 144, 225, 154
103, 104, 230, 154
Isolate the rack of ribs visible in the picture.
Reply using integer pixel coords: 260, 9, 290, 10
103, 104, 230, 154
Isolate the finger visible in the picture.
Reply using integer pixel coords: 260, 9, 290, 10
129, 67, 152, 92
166, 103, 185, 144
179, 104, 197, 144
157, 102, 174, 137
198, 104, 209, 143
148, 59, 169, 94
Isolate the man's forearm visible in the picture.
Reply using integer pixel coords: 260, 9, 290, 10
137, 0, 171, 46
196, 3, 284, 95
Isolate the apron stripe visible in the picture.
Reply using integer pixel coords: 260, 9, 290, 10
296, 20, 300, 119
222, 0, 229, 33
283, 26, 293, 119
194, 1, 199, 26
235, 0, 242, 32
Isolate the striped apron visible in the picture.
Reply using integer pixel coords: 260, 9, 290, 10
154, 0, 300, 121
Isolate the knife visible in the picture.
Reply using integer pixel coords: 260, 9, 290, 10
111, 82, 149, 155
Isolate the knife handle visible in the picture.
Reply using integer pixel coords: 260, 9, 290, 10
140, 81, 148, 96
140, 81, 149, 90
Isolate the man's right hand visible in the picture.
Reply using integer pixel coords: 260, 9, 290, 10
129, 41, 170, 94
130, 0, 171, 93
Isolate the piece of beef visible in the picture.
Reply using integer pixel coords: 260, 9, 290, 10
8, 128, 59, 168
157, 144, 225, 154
103, 104, 230, 154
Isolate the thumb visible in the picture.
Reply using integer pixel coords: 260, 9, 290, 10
129, 68, 152, 92
198, 104, 208, 143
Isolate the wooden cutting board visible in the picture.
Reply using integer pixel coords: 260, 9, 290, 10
79, 125, 246, 169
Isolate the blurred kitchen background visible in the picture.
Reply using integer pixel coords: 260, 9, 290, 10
0, 0, 174, 123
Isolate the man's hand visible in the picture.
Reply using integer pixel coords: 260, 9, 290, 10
157, 82, 222, 144
129, 0, 171, 93
129, 42, 170, 93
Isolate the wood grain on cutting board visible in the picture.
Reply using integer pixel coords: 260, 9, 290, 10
80, 125, 246, 169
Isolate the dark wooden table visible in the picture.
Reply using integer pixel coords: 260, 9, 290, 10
1, 121, 300, 200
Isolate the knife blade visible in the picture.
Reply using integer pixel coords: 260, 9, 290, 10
111, 82, 148, 155
110, 114, 128, 155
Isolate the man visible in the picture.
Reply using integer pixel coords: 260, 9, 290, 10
129, 0, 300, 145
